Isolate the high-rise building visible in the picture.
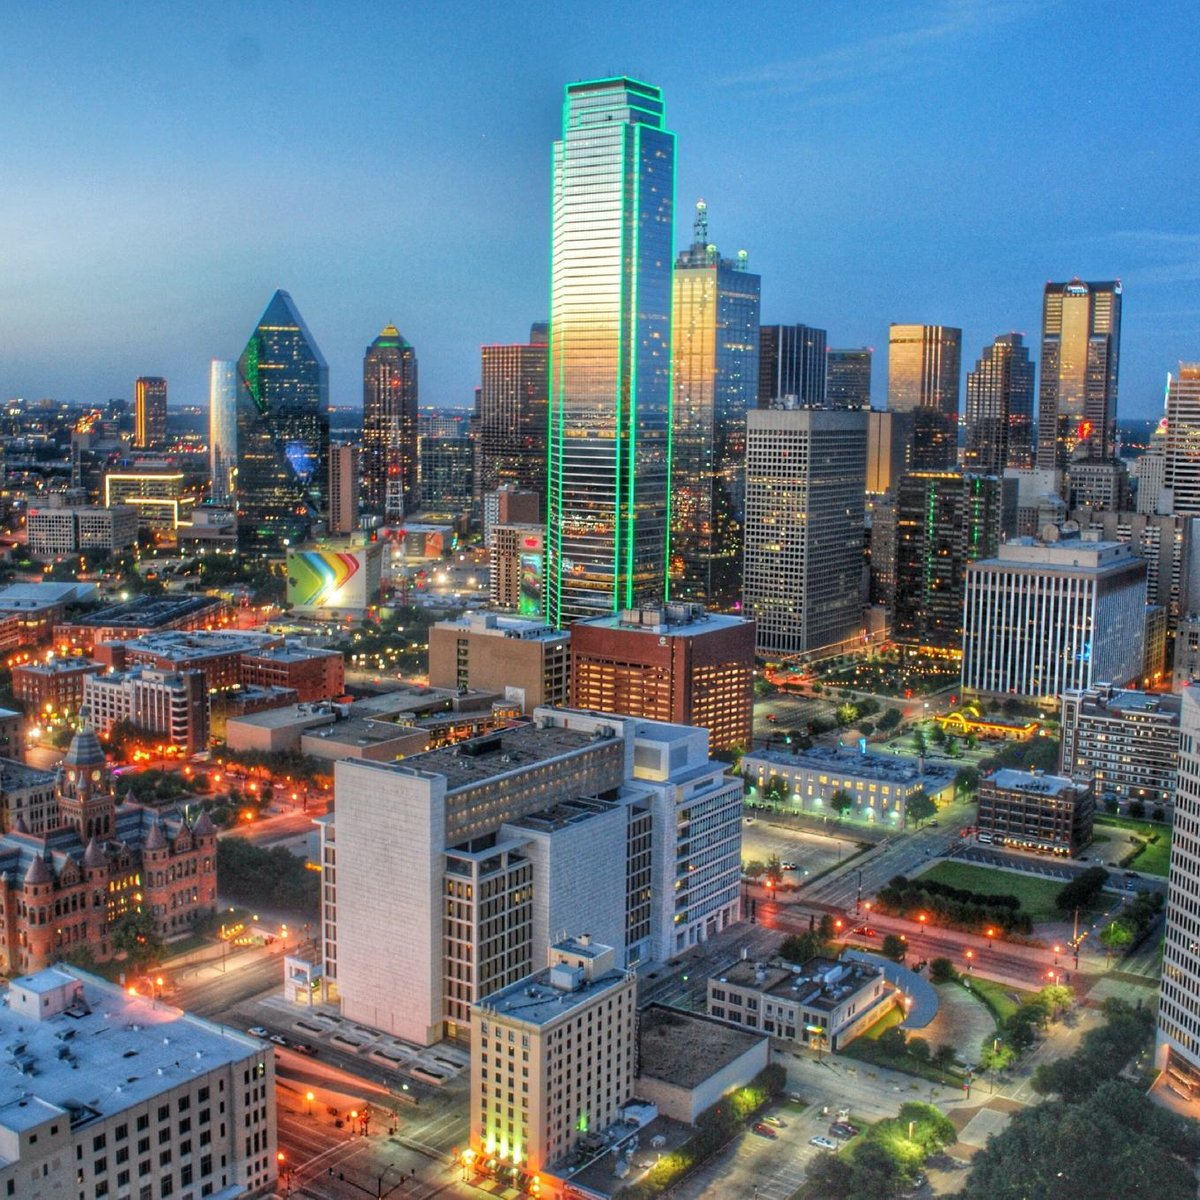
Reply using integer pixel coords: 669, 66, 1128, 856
964, 333, 1035, 473
545, 78, 675, 627
208, 358, 237, 504
570, 603, 755, 750
490, 522, 544, 613
418, 410, 474, 511
671, 201, 760, 606
744, 409, 868, 656
328, 442, 360, 534
1036, 279, 1122, 470
827, 347, 872, 410
134, 376, 167, 450
479, 332, 548, 505
1164, 364, 1200, 515
887, 324, 962, 469
758, 324, 827, 408
235, 290, 329, 550
1158, 684, 1200, 1089
961, 534, 1147, 702
894, 473, 1006, 651
362, 324, 418, 521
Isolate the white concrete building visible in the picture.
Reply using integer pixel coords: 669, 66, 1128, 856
27, 499, 138, 560
321, 709, 742, 1045
961, 533, 1147, 704
83, 666, 210, 755
0, 966, 276, 1199
1164, 364, 1200, 516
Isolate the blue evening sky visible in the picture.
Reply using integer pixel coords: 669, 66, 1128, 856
2, 1, 1196, 419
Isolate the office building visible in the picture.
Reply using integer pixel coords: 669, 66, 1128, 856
235, 289, 329, 550
133, 376, 167, 450
178, 506, 237, 555
98, 629, 279, 690
238, 642, 345, 701
328, 442, 360, 534
1132, 448, 1168, 516
1065, 457, 1129, 512
570, 603, 754, 751
893, 473, 1005, 651
479, 334, 548, 502
827, 347, 872, 410
208, 358, 237, 504
0, 966, 276, 1200
708, 955, 893, 1051
866, 410, 913, 497
362, 324, 418, 520
469, 936, 636, 1185
321, 709, 742, 1044
84, 666, 210, 755
1060, 685, 1180, 811
1158, 684, 1200, 1087
545, 78, 675, 626
671, 201, 760, 606
741, 745, 956, 824
758, 323, 826, 408
1164, 364, 1200, 515
976, 768, 1094, 856
490, 522, 545, 614
428, 611, 570, 712
961, 534, 1147, 703
0, 581, 90, 649
1036, 279, 1122, 470
104, 465, 195, 537
964, 332, 1035, 473
887, 324, 962, 469
0, 724, 217, 970
285, 542, 382, 615
484, 485, 540, 547
744, 409, 868, 656
418, 410, 474, 512
27, 496, 139, 559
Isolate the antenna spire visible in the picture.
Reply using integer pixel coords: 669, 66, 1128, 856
694, 199, 708, 248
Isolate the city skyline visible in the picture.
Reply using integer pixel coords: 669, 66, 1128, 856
2, 3, 1196, 419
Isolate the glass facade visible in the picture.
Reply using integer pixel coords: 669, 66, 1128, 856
827, 348, 872, 410
362, 324, 418, 521
671, 203, 760, 607
758, 325, 827, 408
208, 359, 236, 505
964, 332, 1035, 473
479, 336, 548, 503
134, 376, 168, 450
887, 323, 962, 470
235, 290, 329, 550
546, 78, 676, 627
418, 411, 474, 510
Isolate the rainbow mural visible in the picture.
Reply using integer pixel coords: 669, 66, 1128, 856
287, 549, 365, 609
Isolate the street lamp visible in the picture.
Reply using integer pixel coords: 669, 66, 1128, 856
1053, 943, 1062, 965
305, 1090, 314, 1117
964, 949, 974, 971
985, 927, 995, 948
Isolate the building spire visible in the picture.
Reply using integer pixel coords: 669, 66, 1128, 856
693, 198, 708, 248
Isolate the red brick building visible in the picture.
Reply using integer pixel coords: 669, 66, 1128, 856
239, 644, 345, 701
570, 604, 755, 751
12, 657, 104, 716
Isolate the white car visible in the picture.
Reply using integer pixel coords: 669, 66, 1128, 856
810, 1136, 838, 1151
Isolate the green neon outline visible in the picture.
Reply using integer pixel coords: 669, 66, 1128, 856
663, 126, 677, 604
624, 120, 640, 611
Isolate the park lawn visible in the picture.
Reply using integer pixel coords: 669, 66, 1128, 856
839, 1006, 962, 1086
963, 976, 1036, 1023
919, 860, 1069, 922
1095, 815, 1172, 878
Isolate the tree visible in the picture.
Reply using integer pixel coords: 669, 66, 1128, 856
1128, 798, 1146, 819
110, 909, 162, 972
780, 931, 825, 964
895, 1101, 956, 1153
878, 707, 902, 732
836, 702, 858, 728
762, 775, 789, 803
907, 1036, 930, 1062
805, 1155, 855, 1200
912, 728, 928, 756
944, 734, 959, 758
979, 1038, 1016, 1076
878, 1026, 908, 1056
929, 956, 958, 984
1104, 796, 1120, 815
765, 854, 784, 882
955, 765, 980, 797
905, 789, 937, 826
930, 722, 947, 747
882, 933, 907, 962
932, 1042, 958, 1069
1055, 866, 1109, 913
818, 914, 836, 940
831, 789, 854, 819
1098, 920, 1134, 962
1152, 804, 1166, 823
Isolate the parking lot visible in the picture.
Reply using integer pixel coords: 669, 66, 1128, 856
741, 819, 861, 880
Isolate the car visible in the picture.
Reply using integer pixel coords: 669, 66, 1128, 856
766, 713, 777, 723
928, 819, 939, 827
247, 1026, 268, 1039
268, 1034, 288, 1047
788, 1092, 805, 1104
810, 1136, 838, 1151
831, 1121, 861, 1138
851, 926, 877, 937
292, 1042, 318, 1056
764, 1115, 786, 1127
782, 861, 797, 871
1124, 870, 1139, 878
744, 816, 755, 824
752, 1123, 778, 1139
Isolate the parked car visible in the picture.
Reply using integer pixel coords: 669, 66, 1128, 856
247, 1026, 268, 1038
764, 1115, 786, 1128
788, 1092, 805, 1104
268, 1034, 288, 1047
753, 1123, 778, 1139
810, 1135, 838, 1151
292, 1042, 318, 1056
782, 861, 798, 871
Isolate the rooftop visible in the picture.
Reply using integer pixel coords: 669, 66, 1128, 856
1066, 685, 1181, 720
978, 535, 1142, 574
716, 956, 885, 1013
574, 602, 751, 637
0, 582, 90, 610
437, 611, 568, 642
69, 594, 221, 630
13, 657, 103, 677
638, 1005, 766, 1090
476, 963, 629, 1028
987, 769, 1087, 798
0, 757, 55, 791
118, 629, 280, 659
0, 968, 261, 1135
744, 744, 956, 788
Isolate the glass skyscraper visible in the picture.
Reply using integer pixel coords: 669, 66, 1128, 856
671, 201, 760, 607
362, 325, 418, 521
134, 376, 168, 450
235, 290, 329, 550
545, 78, 675, 627
479, 329, 548, 505
208, 359, 236, 505
964, 332, 1035, 474
758, 325, 827, 408
887, 323, 962, 470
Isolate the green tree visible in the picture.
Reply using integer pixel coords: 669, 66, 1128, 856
1098, 919, 1134, 961
929, 722, 947, 746
1128, 799, 1147, 819
878, 1026, 908, 1056
836, 702, 859, 728
955, 765, 981, 796
932, 1042, 958, 1070
929, 956, 958, 983
110, 909, 163, 972
762, 775, 789, 803
818, 914, 835, 940
831, 789, 854, 819
882, 933, 907, 962
905, 789, 937, 826
912, 728, 928, 756
907, 1036, 930, 1062
765, 854, 784, 882
878, 707, 902, 732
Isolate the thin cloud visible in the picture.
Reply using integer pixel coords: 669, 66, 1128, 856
1104, 229, 1200, 286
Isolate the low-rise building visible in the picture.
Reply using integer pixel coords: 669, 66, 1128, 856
99, 628, 282, 690
27, 497, 138, 559
0, 966, 277, 1200
104, 465, 195, 537
13, 657, 105, 716
708, 955, 894, 1051
976, 768, 1094, 856
934, 710, 1039, 741
1059, 685, 1180, 812
83, 666, 210, 755
0, 758, 57, 834
238, 643, 344, 702
54, 594, 226, 654
0, 581, 92, 650
741, 745, 956, 826
469, 936, 636, 1188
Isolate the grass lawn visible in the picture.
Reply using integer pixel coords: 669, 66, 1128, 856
839, 1005, 961, 1086
962, 976, 1036, 1023
919, 860, 1069, 922
1094, 816, 1172, 878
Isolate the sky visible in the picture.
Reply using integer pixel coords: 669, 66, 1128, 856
2, 0, 1198, 420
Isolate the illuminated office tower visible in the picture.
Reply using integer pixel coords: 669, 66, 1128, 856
1164, 364, 1200, 515
671, 200, 760, 606
887, 324, 962, 469
362, 325, 418, 520
328, 442, 360, 535
208, 359, 237, 505
758, 324, 827, 408
828, 348, 872, 410
545, 77, 675, 627
235, 290, 329, 550
964, 333, 1035, 473
134, 376, 167, 450
479, 331, 548, 506
1036, 279, 1122, 470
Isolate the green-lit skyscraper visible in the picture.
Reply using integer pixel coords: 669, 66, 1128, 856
235, 290, 329, 550
545, 78, 676, 626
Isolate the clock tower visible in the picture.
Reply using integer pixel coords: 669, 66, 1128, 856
56, 714, 115, 842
